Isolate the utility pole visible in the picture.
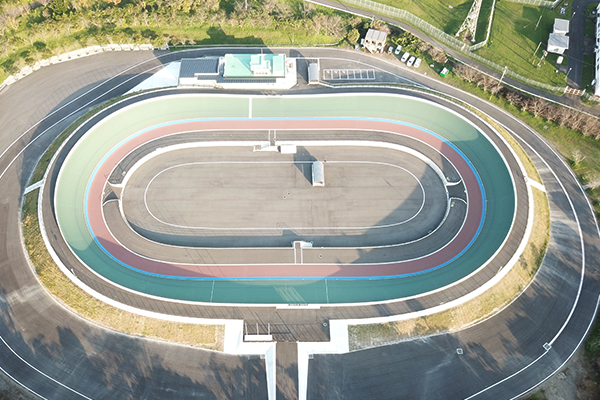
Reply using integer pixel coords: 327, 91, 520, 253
534, 14, 542, 30
500, 65, 508, 85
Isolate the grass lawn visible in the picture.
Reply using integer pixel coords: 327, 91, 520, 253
378, 0, 473, 34
582, 53, 595, 91
586, 2, 599, 17
474, 0, 495, 43
474, 1, 570, 87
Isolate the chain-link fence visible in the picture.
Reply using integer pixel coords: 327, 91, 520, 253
505, 0, 559, 8
339, 0, 566, 92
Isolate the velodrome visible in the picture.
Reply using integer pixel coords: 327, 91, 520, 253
0, 48, 597, 400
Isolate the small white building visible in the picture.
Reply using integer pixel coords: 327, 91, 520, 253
547, 32, 569, 54
308, 62, 320, 84
547, 18, 570, 55
312, 161, 324, 187
553, 18, 570, 35
363, 29, 387, 53
279, 144, 297, 154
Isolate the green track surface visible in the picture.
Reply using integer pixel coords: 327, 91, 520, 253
54, 93, 515, 304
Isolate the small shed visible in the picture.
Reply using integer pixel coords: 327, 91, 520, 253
547, 33, 569, 54
312, 161, 324, 187
308, 62, 320, 84
279, 144, 297, 154
364, 29, 387, 53
553, 18, 569, 35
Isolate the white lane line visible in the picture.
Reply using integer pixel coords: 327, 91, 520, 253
0, 335, 93, 399
24, 180, 43, 194
526, 177, 546, 192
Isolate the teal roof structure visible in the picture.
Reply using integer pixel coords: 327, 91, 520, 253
224, 54, 286, 78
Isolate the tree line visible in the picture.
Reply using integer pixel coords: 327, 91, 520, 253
453, 63, 600, 139
0, 0, 359, 78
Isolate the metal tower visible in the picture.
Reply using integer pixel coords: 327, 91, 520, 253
455, 0, 483, 42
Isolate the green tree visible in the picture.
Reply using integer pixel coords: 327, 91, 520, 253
49, 0, 72, 19
347, 28, 359, 44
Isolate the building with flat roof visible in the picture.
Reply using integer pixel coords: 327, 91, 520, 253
547, 18, 570, 55
178, 58, 220, 86
312, 161, 324, 187
363, 29, 387, 53
553, 18, 569, 35
547, 32, 569, 54
178, 54, 296, 89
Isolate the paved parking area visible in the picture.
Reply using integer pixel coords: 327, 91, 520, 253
322, 68, 376, 80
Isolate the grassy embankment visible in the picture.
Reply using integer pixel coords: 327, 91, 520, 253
22, 99, 223, 351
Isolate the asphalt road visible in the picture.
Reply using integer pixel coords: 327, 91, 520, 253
567, 0, 598, 89
0, 47, 597, 400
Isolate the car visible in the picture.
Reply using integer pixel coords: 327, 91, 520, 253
388, 46, 393, 54
401, 52, 410, 62
394, 45, 402, 55
414, 58, 422, 68
407, 56, 416, 67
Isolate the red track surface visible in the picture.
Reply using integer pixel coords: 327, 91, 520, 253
87, 119, 483, 278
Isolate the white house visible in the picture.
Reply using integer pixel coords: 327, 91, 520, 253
547, 18, 570, 55
547, 33, 570, 54
553, 18, 569, 35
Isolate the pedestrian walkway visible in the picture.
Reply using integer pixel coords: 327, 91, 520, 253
276, 343, 299, 400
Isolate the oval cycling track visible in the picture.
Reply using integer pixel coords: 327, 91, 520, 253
52, 93, 514, 304
0, 48, 598, 400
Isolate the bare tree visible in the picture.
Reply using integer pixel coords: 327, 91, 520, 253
584, 172, 600, 190
571, 149, 586, 165
528, 98, 547, 118
454, 64, 480, 83
581, 117, 600, 139
504, 90, 524, 107
430, 47, 447, 64
566, 109, 586, 132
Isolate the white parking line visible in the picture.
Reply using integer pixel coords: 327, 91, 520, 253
322, 69, 376, 81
